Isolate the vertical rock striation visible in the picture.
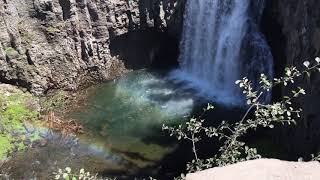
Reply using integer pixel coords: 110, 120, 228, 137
1, 0, 319, 157
0, 0, 185, 95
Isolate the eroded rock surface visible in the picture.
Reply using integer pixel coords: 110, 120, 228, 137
1, 0, 320, 159
0, 0, 184, 95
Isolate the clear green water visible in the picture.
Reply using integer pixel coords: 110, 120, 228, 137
5, 70, 243, 179
72, 70, 195, 134
67, 70, 200, 177
5, 70, 200, 179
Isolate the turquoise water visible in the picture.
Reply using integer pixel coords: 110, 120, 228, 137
5, 70, 243, 179
72, 70, 196, 134
68, 70, 202, 177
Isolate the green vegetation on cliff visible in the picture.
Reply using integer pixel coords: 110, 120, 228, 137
0, 85, 41, 160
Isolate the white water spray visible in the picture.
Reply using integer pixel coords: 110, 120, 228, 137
171, 0, 273, 105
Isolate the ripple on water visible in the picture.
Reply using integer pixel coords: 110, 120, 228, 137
66, 70, 201, 176
5, 69, 243, 179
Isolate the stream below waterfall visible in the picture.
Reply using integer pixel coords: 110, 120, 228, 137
3, 0, 278, 179
5, 69, 244, 179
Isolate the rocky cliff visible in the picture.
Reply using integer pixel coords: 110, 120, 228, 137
262, 0, 320, 158
0, 0, 184, 95
1, 0, 320, 157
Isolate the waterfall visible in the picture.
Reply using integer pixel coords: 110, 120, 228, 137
171, 0, 273, 105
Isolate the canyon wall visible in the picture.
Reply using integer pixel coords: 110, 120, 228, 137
1, 0, 320, 156
263, 0, 320, 158
0, 0, 184, 95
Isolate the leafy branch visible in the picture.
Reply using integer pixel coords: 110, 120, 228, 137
163, 57, 320, 173
53, 167, 115, 180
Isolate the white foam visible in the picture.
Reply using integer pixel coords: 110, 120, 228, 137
176, 0, 273, 106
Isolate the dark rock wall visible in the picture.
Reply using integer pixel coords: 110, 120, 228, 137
109, 30, 179, 70
0, 0, 185, 95
1, 0, 320, 157
263, 0, 320, 158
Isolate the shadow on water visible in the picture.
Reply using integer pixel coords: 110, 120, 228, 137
4, 69, 246, 180
65, 69, 246, 179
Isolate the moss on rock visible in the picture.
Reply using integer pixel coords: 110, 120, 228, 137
4, 47, 19, 58
0, 135, 14, 159
0, 84, 42, 160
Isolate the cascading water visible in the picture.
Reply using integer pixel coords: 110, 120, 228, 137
171, 0, 273, 105
6, 1, 276, 178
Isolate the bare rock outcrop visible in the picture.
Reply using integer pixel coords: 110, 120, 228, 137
0, 0, 184, 95
186, 159, 320, 180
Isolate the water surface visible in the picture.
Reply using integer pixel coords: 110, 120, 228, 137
67, 70, 203, 178
5, 70, 243, 179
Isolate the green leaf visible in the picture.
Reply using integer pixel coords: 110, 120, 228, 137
65, 167, 71, 173
206, 103, 214, 110
303, 61, 310, 68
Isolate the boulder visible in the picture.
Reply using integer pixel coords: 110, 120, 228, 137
187, 159, 320, 180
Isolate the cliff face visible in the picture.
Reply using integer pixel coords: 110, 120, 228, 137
263, 0, 320, 157
263, 0, 320, 73
1, 0, 320, 163
0, 0, 184, 95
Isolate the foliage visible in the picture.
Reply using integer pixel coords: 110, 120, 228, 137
53, 167, 160, 180
53, 167, 115, 180
46, 26, 61, 33
45, 23, 66, 34
311, 152, 320, 161
41, 90, 67, 112
0, 86, 41, 159
0, 135, 14, 159
163, 57, 320, 174
4, 47, 19, 57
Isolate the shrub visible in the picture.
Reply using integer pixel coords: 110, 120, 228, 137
53, 167, 115, 180
163, 57, 320, 175
0, 86, 41, 160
